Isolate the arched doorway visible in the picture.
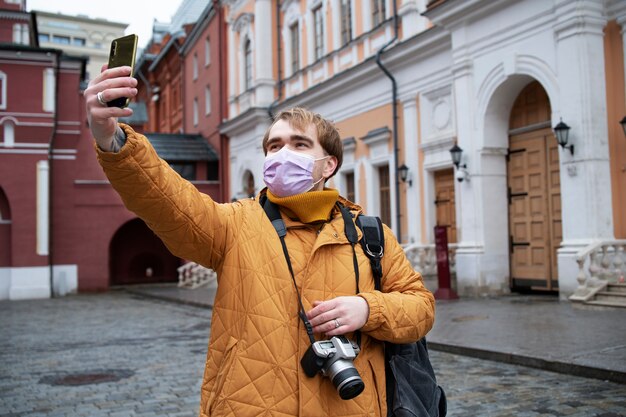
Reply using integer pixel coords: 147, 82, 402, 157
243, 170, 255, 198
109, 218, 181, 285
507, 81, 562, 292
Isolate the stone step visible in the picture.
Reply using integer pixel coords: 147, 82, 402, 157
585, 299, 626, 309
607, 283, 626, 294
595, 291, 626, 303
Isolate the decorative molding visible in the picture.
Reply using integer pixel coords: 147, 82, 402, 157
361, 126, 391, 147
232, 12, 254, 33
342, 136, 356, 152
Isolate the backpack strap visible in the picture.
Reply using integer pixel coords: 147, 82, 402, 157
356, 215, 384, 291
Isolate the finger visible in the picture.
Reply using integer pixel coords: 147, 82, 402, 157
95, 87, 138, 105
100, 63, 109, 73
90, 105, 133, 120
90, 65, 133, 87
306, 299, 335, 320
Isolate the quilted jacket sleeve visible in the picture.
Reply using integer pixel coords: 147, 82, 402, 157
96, 124, 236, 270
358, 223, 436, 344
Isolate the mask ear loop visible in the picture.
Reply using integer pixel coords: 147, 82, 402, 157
308, 155, 331, 191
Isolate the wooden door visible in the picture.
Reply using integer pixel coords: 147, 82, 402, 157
508, 128, 561, 290
434, 169, 457, 243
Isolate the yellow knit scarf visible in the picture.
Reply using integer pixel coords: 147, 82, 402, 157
267, 189, 339, 223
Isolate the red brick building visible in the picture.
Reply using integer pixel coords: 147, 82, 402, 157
0, 0, 229, 299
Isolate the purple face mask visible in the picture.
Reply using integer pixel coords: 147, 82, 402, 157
263, 147, 327, 197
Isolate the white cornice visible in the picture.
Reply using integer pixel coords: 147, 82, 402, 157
424, 0, 516, 29
220, 107, 270, 137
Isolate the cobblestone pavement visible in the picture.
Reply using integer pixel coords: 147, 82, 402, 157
1, 292, 625, 417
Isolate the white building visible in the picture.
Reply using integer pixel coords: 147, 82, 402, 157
221, 0, 626, 300
34, 10, 127, 81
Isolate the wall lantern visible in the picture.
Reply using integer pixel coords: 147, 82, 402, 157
554, 120, 574, 155
398, 163, 412, 187
620, 116, 626, 138
449, 144, 469, 182
449, 144, 465, 169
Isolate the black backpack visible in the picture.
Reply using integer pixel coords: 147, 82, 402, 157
356, 215, 447, 417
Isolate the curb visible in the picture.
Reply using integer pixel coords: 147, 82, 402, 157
123, 288, 214, 310
428, 342, 626, 385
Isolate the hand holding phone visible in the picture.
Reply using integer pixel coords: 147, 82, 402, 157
106, 34, 138, 108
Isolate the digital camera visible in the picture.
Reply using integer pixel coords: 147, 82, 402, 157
300, 336, 365, 400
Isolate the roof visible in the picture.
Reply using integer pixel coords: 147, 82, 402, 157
119, 101, 149, 125
146, 132, 219, 162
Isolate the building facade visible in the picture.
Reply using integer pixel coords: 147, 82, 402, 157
34, 10, 127, 81
222, 0, 626, 299
0, 0, 228, 299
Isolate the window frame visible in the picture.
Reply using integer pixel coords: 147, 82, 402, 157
205, 37, 211, 67
340, 0, 353, 46
372, 0, 386, 27
244, 38, 253, 90
289, 22, 300, 74
313, 5, 324, 61
0, 71, 6, 110
205, 85, 211, 116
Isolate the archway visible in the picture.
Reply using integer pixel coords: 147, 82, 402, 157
109, 218, 180, 285
507, 81, 561, 292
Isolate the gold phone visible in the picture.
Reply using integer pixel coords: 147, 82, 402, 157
106, 34, 138, 108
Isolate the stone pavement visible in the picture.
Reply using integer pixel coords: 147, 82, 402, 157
125, 283, 626, 384
1, 291, 626, 417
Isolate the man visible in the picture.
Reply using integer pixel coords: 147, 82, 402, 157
85, 66, 435, 417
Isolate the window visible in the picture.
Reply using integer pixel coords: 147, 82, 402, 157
205, 37, 211, 66
378, 165, 391, 227
313, 6, 324, 60
244, 39, 252, 90
52, 35, 70, 45
340, 0, 352, 46
38, 33, 50, 43
205, 86, 211, 115
289, 23, 299, 74
0, 71, 6, 110
345, 172, 355, 203
43, 68, 55, 112
2, 121, 15, 147
193, 53, 198, 80
72, 37, 86, 46
193, 98, 199, 126
169, 162, 196, 181
372, 0, 386, 26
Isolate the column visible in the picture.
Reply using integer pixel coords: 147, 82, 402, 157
401, 96, 422, 244
254, 0, 275, 106
554, 0, 612, 296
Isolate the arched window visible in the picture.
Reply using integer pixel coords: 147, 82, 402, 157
2, 119, 15, 147
244, 38, 253, 90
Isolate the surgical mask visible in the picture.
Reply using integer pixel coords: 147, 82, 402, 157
263, 146, 329, 197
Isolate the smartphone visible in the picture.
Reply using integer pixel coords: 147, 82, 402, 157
106, 34, 138, 108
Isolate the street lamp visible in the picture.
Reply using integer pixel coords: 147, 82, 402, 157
554, 120, 574, 155
398, 163, 411, 187
449, 144, 466, 169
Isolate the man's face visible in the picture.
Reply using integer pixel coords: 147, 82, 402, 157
265, 119, 337, 187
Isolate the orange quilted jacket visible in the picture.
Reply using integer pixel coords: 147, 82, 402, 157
97, 125, 436, 417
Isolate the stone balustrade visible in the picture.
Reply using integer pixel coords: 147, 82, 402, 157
570, 240, 626, 301
402, 243, 458, 278
177, 262, 217, 289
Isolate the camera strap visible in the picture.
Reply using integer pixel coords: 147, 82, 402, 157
261, 196, 362, 346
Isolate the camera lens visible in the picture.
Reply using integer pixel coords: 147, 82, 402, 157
332, 368, 365, 400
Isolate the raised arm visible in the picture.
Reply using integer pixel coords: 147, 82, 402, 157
84, 66, 235, 269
